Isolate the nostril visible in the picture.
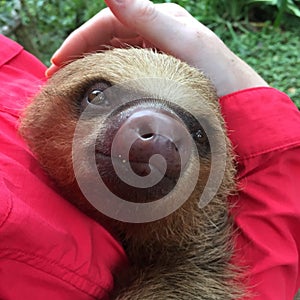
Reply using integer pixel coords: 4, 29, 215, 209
141, 133, 154, 140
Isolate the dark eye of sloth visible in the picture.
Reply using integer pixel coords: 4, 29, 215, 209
82, 80, 112, 109
88, 90, 105, 104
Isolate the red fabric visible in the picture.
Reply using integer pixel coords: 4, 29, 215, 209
220, 88, 300, 299
0, 34, 127, 300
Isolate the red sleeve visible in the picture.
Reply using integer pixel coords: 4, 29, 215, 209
220, 87, 300, 300
0, 34, 127, 300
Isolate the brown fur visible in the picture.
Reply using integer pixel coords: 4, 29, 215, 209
19, 48, 244, 299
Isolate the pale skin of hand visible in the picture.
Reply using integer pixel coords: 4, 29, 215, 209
46, 0, 268, 97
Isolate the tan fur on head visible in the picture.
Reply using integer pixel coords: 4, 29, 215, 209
20, 48, 244, 299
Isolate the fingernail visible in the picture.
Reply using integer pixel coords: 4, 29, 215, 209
50, 47, 62, 65
45, 64, 56, 78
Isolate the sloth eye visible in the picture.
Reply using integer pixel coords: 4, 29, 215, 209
87, 90, 105, 105
193, 129, 207, 143
81, 80, 112, 110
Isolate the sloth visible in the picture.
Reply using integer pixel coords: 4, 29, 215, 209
19, 48, 245, 299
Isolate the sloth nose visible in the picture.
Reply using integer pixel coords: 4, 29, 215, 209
113, 109, 192, 178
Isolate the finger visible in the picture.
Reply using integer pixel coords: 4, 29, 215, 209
105, 0, 268, 96
104, 0, 220, 67
109, 36, 157, 49
51, 8, 140, 66
46, 64, 61, 78
51, 2, 193, 67
110, 36, 144, 48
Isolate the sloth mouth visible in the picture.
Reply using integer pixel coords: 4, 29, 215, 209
94, 151, 179, 203
96, 151, 168, 177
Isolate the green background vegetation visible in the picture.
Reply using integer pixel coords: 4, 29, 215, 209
1, 0, 299, 107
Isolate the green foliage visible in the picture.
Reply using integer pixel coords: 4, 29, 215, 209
224, 25, 300, 107
166, 0, 300, 26
0, 0, 106, 63
0, 0, 19, 34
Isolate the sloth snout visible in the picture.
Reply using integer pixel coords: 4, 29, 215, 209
96, 106, 194, 203
114, 108, 192, 178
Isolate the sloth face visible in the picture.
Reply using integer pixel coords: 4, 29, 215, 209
78, 78, 211, 204
20, 48, 229, 227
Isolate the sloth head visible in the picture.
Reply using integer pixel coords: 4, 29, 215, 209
20, 48, 235, 244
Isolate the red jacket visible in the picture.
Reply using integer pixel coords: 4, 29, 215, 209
0, 35, 127, 300
0, 34, 300, 299
220, 88, 300, 299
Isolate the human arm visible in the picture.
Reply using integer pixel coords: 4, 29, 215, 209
46, 0, 268, 97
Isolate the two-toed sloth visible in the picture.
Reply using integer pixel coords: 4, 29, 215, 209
20, 48, 244, 299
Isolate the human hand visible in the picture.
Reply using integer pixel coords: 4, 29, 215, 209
46, 0, 268, 97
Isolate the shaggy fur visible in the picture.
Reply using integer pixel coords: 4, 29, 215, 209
20, 48, 244, 299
